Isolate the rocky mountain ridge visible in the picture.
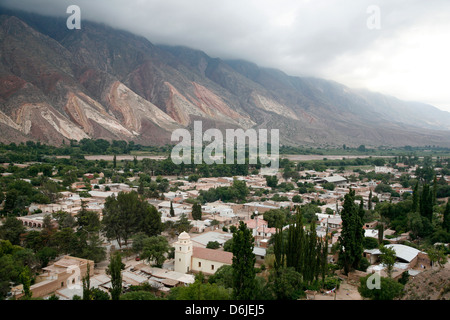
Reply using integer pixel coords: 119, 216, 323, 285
1, 9, 450, 147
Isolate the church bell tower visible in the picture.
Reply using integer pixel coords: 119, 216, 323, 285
174, 231, 193, 274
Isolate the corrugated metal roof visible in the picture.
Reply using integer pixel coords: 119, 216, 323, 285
386, 244, 423, 262
122, 271, 149, 284
370, 244, 423, 263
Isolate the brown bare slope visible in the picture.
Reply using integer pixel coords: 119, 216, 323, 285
401, 265, 450, 300
0, 14, 183, 145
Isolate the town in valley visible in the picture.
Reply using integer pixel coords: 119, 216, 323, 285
0, 141, 449, 301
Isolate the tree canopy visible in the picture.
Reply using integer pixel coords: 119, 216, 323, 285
102, 191, 162, 247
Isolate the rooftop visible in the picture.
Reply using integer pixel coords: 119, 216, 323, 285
190, 231, 232, 247
193, 247, 233, 265
370, 244, 424, 263
323, 175, 347, 183
122, 271, 149, 285
143, 267, 195, 285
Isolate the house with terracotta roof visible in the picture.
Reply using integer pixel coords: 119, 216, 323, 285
243, 217, 276, 239
173, 232, 233, 275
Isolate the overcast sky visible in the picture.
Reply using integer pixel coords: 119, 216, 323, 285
3, 0, 450, 112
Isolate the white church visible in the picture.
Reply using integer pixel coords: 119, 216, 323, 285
174, 232, 233, 275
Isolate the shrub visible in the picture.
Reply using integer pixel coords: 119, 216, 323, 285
358, 275, 404, 300
357, 257, 370, 272
323, 277, 341, 290
206, 241, 221, 249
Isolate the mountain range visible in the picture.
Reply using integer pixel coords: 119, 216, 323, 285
1, 8, 450, 148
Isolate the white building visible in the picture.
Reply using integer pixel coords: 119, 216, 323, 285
203, 202, 236, 219
174, 232, 193, 274
375, 166, 394, 174
174, 232, 233, 275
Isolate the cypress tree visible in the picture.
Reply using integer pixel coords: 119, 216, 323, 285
82, 263, 92, 300
273, 226, 285, 271
285, 207, 304, 273
338, 189, 363, 275
232, 221, 257, 300
443, 202, 450, 232
432, 175, 438, 205
138, 180, 145, 195
192, 202, 202, 220
107, 252, 124, 300
170, 201, 175, 217
19, 266, 32, 299
283, 206, 331, 287
319, 236, 328, 287
377, 222, 384, 245
353, 199, 365, 270
412, 181, 419, 212
420, 184, 433, 222
303, 221, 318, 285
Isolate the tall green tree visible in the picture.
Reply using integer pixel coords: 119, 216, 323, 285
0, 216, 26, 246
139, 203, 163, 238
338, 189, 364, 275
231, 221, 256, 300
174, 213, 192, 234
303, 222, 319, 285
273, 226, 285, 271
48, 227, 78, 255
265, 175, 278, 189
231, 178, 249, 202
412, 181, 419, 212
19, 266, 32, 299
139, 235, 171, 267
138, 180, 145, 195
443, 201, 450, 232
106, 252, 124, 300
377, 222, 385, 245
420, 184, 433, 222
354, 199, 366, 269
192, 202, 202, 221
285, 208, 304, 273
169, 201, 175, 217
319, 234, 328, 287
102, 191, 162, 248
76, 202, 101, 233
276, 206, 328, 286
52, 210, 76, 230
79, 233, 106, 263
82, 262, 92, 300
0, 188, 4, 205
432, 175, 438, 205
407, 211, 424, 239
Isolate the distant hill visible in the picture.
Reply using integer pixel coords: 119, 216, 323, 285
1, 8, 450, 147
